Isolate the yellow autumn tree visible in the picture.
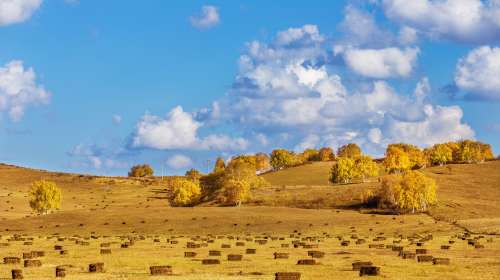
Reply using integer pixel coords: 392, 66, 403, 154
213, 157, 226, 173
383, 146, 411, 174
169, 178, 201, 207
222, 178, 251, 207
337, 143, 362, 159
29, 180, 62, 215
329, 157, 356, 184
427, 143, 453, 166
318, 147, 335, 161
270, 149, 296, 170
255, 153, 271, 172
379, 171, 437, 213
355, 155, 379, 182
388, 143, 427, 169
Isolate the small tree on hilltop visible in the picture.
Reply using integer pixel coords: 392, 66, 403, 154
379, 171, 437, 213
318, 147, 335, 161
222, 178, 250, 207
185, 168, 202, 183
337, 143, 361, 159
270, 149, 295, 170
169, 178, 201, 207
255, 153, 271, 172
383, 146, 411, 174
128, 164, 154, 177
329, 157, 356, 184
355, 155, 379, 182
213, 157, 226, 173
29, 180, 62, 215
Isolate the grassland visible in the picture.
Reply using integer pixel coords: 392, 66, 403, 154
0, 161, 499, 279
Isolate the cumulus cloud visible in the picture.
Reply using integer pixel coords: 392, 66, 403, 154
166, 154, 193, 169
130, 106, 247, 151
199, 24, 474, 155
454, 46, 500, 101
382, 0, 500, 44
342, 47, 419, 78
189, 5, 220, 29
0, 60, 51, 121
0, 0, 42, 26
68, 144, 128, 170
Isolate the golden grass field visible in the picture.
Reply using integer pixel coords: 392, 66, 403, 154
0, 161, 499, 279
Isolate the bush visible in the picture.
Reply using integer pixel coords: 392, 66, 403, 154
169, 178, 201, 207
29, 180, 62, 214
378, 171, 437, 213
128, 164, 154, 177
337, 143, 361, 159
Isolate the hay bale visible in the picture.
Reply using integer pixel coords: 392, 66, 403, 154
221, 244, 231, 248
275, 272, 301, 280
11, 269, 23, 279
417, 255, 433, 262
246, 248, 256, 254
368, 244, 384, 249
474, 244, 485, 249
22, 252, 33, 259
184, 252, 197, 258
55, 266, 66, 278
100, 249, 112, 255
400, 251, 415, 259
150, 266, 172, 275
54, 245, 63, 250
227, 254, 243, 261
202, 259, 220, 265
255, 240, 267, 245
89, 263, 104, 273
209, 250, 221, 256
433, 258, 450, 265
440, 245, 451, 250
274, 252, 289, 259
359, 266, 380, 276
4, 257, 20, 264
31, 251, 44, 257
60, 250, 68, 255
416, 249, 428, 254
352, 261, 373, 271
341, 240, 350, 246
307, 251, 325, 258
392, 246, 404, 252
23, 259, 41, 267
236, 242, 245, 246
297, 259, 316, 265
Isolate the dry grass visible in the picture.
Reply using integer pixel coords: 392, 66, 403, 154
0, 162, 499, 279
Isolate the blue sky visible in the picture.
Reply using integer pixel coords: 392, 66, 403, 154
0, 0, 499, 175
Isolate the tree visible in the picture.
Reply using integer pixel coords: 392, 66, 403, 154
318, 147, 335, 161
185, 168, 202, 182
383, 146, 411, 174
230, 155, 257, 170
388, 143, 427, 169
213, 157, 226, 173
355, 156, 379, 182
337, 143, 362, 159
255, 153, 271, 172
329, 157, 356, 184
427, 144, 453, 166
270, 149, 296, 170
454, 140, 491, 163
29, 180, 62, 215
128, 164, 154, 177
379, 171, 437, 213
300, 149, 319, 162
169, 178, 201, 207
222, 178, 250, 207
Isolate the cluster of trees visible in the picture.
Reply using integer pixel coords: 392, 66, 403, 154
167, 155, 270, 207
29, 180, 62, 215
329, 144, 378, 184
128, 164, 154, 177
270, 146, 341, 170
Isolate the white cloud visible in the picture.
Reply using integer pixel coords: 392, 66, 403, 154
68, 144, 128, 170
189, 5, 220, 29
398, 26, 419, 45
0, 60, 51, 121
130, 106, 247, 151
0, 0, 42, 26
342, 47, 419, 78
166, 154, 193, 169
112, 114, 122, 125
382, 0, 500, 44
455, 46, 500, 101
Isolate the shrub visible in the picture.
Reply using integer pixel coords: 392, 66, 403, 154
337, 143, 361, 159
383, 146, 411, 174
29, 180, 62, 214
329, 157, 356, 184
128, 164, 154, 177
169, 178, 201, 207
378, 171, 437, 213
